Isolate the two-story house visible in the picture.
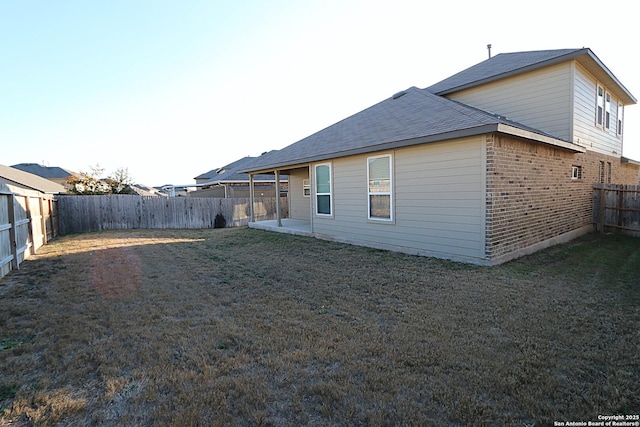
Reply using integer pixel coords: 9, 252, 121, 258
241, 48, 639, 265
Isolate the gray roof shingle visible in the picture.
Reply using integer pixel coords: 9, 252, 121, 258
427, 48, 584, 95
198, 156, 287, 184
0, 164, 66, 194
243, 86, 569, 172
11, 163, 74, 179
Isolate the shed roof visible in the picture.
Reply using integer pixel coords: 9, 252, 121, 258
0, 164, 66, 194
242, 86, 582, 173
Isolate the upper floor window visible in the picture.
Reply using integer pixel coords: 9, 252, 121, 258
367, 155, 393, 221
617, 103, 624, 136
596, 85, 604, 127
605, 92, 612, 130
314, 163, 332, 215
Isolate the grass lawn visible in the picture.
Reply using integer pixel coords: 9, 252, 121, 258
0, 228, 638, 426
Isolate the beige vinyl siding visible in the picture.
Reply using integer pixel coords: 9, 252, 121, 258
572, 62, 623, 156
447, 62, 573, 141
312, 137, 486, 263
288, 169, 310, 220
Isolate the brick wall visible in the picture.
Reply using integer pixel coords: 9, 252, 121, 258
485, 134, 640, 261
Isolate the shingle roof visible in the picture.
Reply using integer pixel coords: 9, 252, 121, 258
199, 156, 287, 184
242, 86, 575, 173
195, 157, 256, 180
11, 163, 74, 179
0, 164, 66, 194
427, 49, 583, 94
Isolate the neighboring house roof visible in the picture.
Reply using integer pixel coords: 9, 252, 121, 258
243, 86, 582, 173
427, 48, 636, 104
199, 156, 288, 185
0, 164, 66, 194
10, 163, 74, 179
131, 183, 169, 197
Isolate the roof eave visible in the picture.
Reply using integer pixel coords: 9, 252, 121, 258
621, 156, 640, 166
245, 124, 585, 173
496, 124, 586, 153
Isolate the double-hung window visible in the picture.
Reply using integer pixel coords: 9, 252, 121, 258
596, 85, 604, 127
605, 92, 612, 129
367, 154, 392, 221
617, 103, 624, 136
315, 163, 332, 215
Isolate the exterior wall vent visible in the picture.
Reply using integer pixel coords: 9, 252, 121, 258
392, 90, 407, 99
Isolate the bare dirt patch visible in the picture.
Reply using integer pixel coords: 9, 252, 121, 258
0, 228, 638, 425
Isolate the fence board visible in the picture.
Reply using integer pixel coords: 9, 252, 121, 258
593, 184, 640, 237
0, 185, 59, 280
57, 195, 289, 234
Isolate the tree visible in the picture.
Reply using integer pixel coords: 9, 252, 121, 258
66, 164, 110, 195
107, 167, 136, 195
66, 165, 136, 195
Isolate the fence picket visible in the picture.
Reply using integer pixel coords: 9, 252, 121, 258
57, 195, 289, 234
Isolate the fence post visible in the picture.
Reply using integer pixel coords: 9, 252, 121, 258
617, 185, 624, 229
597, 185, 605, 233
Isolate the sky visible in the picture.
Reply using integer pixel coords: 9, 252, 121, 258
2, 0, 639, 186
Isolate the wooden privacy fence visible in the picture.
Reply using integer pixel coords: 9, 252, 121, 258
593, 184, 640, 237
57, 195, 289, 234
0, 184, 59, 279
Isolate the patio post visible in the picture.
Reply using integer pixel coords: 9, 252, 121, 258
275, 170, 282, 227
249, 173, 255, 222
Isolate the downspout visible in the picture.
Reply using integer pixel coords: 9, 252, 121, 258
249, 173, 255, 222
275, 169, 282, 227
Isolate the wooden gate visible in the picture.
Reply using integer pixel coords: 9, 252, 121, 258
593, 184, 640, 237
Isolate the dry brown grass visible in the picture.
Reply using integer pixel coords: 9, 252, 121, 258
0, 228, 638, 426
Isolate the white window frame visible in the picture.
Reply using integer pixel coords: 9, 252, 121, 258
302, 179, 310, 197
596, 85, 604, 127
314, 163, 332, 216
598, 161, 605, 184
571, 166, 582, 180
617, 103, 624, 137
605, 92, 612, 130
367, 154, 393, 221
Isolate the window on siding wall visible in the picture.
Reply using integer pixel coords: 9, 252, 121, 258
367, 155, 392, 220
315, 163, 331, 215
302, 179, 310, 197
617, 103, 624, 136
596, 85, 604, 127
605, 92, 612, 129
